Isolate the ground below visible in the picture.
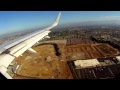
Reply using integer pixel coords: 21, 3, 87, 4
13, 40, 120, 79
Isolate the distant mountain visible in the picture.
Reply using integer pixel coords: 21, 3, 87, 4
57, 20, 120, 28
0, 26, 47, 39
1, 20, 120, 39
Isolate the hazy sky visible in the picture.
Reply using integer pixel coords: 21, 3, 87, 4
1, 11, 120, 35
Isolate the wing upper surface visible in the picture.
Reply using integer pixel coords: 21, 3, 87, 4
0, 12, 61, 54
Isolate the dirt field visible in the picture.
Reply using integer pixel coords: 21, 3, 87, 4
95, 44, 119, 55
13, 43, 73, 79
63, 43, 120, 60
12, 39, 120, 79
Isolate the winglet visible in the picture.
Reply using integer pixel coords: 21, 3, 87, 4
53, 12, 61, 26
48, 12, 61, 29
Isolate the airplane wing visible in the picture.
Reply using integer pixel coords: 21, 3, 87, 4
0, 12, 61, 79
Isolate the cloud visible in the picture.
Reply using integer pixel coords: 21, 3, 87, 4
100, 16, 120, 20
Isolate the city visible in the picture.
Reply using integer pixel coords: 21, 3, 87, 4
0, 25, 120, 79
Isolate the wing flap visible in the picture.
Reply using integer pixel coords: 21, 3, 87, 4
13, 31, 50, 57
10, 30, 50, 57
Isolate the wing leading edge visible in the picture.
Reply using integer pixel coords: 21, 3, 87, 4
0, 12, 61, 79
0, 12, 61, 54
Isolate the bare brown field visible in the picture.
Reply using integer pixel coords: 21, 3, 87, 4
95, 44, 119, 56
13, 43, 73, 79
63, 44, 120, 60
13, 40, 120, 79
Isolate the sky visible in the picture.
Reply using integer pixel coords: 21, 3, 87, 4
1, 11, 120, 35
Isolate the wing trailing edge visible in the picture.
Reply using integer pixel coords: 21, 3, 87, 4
0, 12, 61, 54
